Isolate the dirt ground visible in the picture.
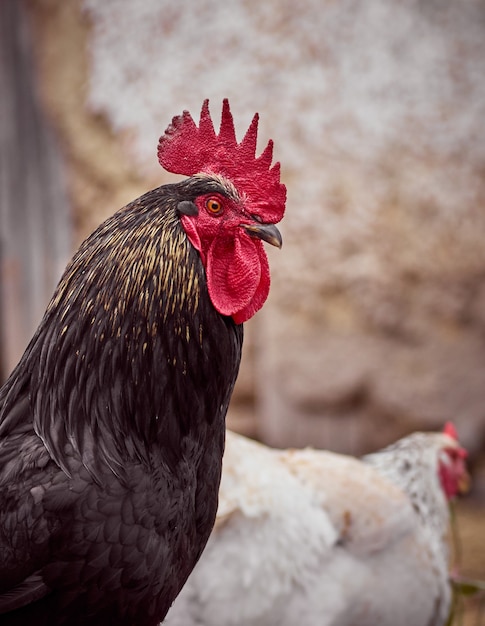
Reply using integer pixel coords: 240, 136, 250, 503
452, 499, 485, 625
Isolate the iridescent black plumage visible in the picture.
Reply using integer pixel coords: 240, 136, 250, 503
0, 178, 243, 625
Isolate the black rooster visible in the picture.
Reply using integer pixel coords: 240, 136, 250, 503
0, 100, 286, 625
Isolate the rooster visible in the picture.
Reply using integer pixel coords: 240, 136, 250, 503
165, 423, 469, 626
0, 100, 285, 626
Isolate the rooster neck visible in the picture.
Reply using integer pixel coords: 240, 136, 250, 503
1, 186, 243, 482
363, 436, 450, 544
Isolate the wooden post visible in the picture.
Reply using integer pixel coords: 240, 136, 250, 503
0, 0, 72, 381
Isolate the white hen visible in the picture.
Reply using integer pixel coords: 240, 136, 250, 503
165, 424, 468, 626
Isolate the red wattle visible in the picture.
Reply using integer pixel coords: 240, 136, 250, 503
231, 251, 270, 324
206, 234, 270, 324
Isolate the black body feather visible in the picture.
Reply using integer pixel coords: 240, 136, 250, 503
0, 180, 243, 625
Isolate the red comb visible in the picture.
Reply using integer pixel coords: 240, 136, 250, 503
443, 422, 458, 440
157, 99, 286, 223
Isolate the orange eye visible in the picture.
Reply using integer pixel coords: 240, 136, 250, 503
206, 198, 223, 215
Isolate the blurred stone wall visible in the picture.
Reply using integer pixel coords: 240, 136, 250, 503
27, 0, 485, 468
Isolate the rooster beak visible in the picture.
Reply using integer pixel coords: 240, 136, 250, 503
242, 223, 282, 249
458, 469, 471, 495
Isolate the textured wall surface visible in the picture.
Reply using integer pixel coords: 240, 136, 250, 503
29, 0, 485, 463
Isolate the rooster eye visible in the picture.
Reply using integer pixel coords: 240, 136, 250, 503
206, 198, 223, 215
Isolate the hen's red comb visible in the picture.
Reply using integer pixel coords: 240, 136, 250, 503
443, 422, 458, 440
158, 99, 286, 223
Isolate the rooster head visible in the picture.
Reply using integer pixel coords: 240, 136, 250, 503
439, 422, 470, 499
158, 99, 286, 324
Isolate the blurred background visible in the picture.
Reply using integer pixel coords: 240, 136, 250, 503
1, 0, 484, 621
